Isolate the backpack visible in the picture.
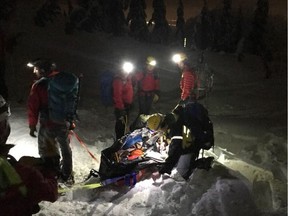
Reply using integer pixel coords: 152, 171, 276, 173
183, 102, 214, 150
48, 72, 79, 122
99, 70, 115, 107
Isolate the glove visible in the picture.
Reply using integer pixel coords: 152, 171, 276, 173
178, 98, 189, 107
153, 94, 159, 103
29, 125, 37, 137
67, 121, 76, 130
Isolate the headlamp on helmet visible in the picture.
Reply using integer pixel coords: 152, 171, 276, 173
27, 59, 57, 76
172, 53, 187, 63
122, 61, 134, 74
146, 56, 157, 66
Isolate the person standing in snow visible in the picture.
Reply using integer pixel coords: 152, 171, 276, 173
0, 94, 58, 215
151, 102, 214, 181
27, 59, 77, 185
113, 61, 134, 140
172, 53, 197, 105
134, 56, 160, 115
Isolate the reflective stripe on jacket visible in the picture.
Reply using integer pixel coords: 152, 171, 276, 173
0, 157, 27, 197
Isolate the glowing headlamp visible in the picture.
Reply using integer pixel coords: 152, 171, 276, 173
27, 62, 34, 68
172, 54, 182, 63
148, 60, 157, 66
122, 62, 134, 74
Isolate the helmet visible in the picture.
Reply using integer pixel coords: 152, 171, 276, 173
27, 59, 57, 76
146, 113, 163, 131
0, 95, 12, 149
172, 53, 187, 63
146, 56, 157, 66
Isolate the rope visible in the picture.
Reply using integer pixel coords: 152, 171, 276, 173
71, 131, 99, 163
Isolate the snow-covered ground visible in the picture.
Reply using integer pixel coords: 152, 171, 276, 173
4, 1, 287, 215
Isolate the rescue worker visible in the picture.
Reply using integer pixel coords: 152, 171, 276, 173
27, 59, 75, 185
134, 56, 160, 115
150, 102, 214, 181
0, 95, 58, 215
172, 53, 197, 105
113, 61, 134, 140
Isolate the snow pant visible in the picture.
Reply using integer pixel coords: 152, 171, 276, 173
38, 123, 72, 179
115, 108, 130, 140
176, 154, 193, 177
138, 92, 154, 115
159, 137, 200, 178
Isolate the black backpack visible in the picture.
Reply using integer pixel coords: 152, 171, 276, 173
182, 102, 214, 150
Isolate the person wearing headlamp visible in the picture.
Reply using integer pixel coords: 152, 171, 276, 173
134, 56, 160, 115
172, 53, 197, 106
113, 61, 134, 140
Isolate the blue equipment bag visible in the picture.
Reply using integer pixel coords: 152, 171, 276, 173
48, 72, 79, 122
99, 70, 115, 107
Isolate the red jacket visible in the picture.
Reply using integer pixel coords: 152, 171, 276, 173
1, 162, 58, 216
180, 66, 196, 100
135, 70, 159, 93
27, 71, 59, 127
113, 75, 134, 110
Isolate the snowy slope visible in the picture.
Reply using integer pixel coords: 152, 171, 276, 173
4, 1, 287, 216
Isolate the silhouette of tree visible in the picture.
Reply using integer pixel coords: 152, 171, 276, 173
34, 0, 61, 27
217, 0, 234, 52
0, 0, 18, 100
175, 0, 185, 46
127, 0, 149, 41
148, 0, 170, 44
249, 0, 272, 78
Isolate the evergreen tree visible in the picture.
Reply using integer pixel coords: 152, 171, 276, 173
109, 0, 127, 36
234, 7, 244, 61
196, 0, 209, 50
0, 0, 16, 21
249, 0, 272, 78
148, 0, 170, 44
34, 0, 61, 27
127, 0, 149, 41
175, 0, 185, 46
208, 11, 219, 51
65, 0, 105, 34
217, 0, 234, 52
0, 0, 17, 100
249, 0, 269, 55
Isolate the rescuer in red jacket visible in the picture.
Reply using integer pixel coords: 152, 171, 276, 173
113, 61, 134, 140
134, 56, 160, 115
172, 53, 197, 105
27, 59, 76, 185
0, 94, 58, 216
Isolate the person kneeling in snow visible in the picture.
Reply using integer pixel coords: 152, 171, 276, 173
0, 95, 58, 215
151, 101, 215, 181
